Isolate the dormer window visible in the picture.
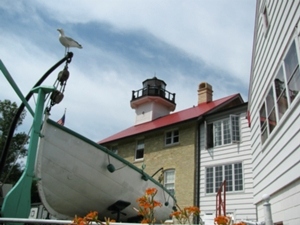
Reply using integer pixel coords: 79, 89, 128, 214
206, 115, 240, 149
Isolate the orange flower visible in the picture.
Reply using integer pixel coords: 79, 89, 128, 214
70, 212, 103, 225
85, 211, 98, 221
170, 211, 181, 217
171, 205, 201, 224
153, 200, 162, 207
145, 188, 157, 195
73, 216, 85, 225
184, 206, 200, 215
139, 201, 152, 208
141, 218, 151, 224
214, 215, 230, 225
136, 188, 162, 224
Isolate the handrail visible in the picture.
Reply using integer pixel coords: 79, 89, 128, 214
0, 218, 73, 224
216, 180, 226, 217
131, 86, 175, 103
0, 218, 142, 225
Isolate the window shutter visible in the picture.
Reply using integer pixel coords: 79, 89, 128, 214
230, 115, 240, 143
206, 121, 214, 149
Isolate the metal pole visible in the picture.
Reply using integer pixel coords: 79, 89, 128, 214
0, 218, 72, 224
262, 194, 273, 225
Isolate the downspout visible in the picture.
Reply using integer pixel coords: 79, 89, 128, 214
195, 116, 204, 224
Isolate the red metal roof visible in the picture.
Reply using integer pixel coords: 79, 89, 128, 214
99, 94, 240, 144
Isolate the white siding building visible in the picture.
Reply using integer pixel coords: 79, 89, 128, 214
196, 104, 256, 222
248, 1, 300, 224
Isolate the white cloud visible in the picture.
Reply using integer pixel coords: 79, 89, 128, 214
30, 0, 255, 82
0, 1, 256, 142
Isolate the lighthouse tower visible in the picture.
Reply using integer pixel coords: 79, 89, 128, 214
130, 77, 176, 125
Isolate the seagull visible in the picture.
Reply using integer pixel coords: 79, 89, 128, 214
57, 28, 82, 55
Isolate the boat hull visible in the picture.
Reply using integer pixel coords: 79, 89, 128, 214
35, 119, 175, 222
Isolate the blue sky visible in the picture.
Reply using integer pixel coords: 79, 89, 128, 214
0, 1, 256, 141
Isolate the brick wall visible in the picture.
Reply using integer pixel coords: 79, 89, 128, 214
104, 122, 198, 208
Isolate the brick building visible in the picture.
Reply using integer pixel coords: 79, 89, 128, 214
99, 77, 256, 222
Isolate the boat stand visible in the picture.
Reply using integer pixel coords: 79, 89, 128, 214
107, 200, 131, 222
0, 54, 73, 222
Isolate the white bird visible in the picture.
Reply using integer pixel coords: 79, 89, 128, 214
57, 28, 82, 55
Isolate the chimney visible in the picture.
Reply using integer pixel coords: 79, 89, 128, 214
198, 82, 213, 104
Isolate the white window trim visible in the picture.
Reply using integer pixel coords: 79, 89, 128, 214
259, 38, 300, 146
230, 115, 241, 143
165, 129, 179, 146
164, 169, 175, 195
205, 162, 244, 195
135, 139, 144, 161
206, 115, 241, 149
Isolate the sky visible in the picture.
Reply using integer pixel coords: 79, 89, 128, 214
0, 1, 256, 142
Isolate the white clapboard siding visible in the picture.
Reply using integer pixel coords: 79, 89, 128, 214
249, 0, 300, 224
198, 107, 256, 221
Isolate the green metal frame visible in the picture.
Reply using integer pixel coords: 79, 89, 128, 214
0, 60, 34, 117
1, 86, 55, 219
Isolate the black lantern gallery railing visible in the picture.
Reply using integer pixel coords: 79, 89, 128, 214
131, 85, 176, 103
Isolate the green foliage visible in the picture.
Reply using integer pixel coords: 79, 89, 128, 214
0, 99, 28, 185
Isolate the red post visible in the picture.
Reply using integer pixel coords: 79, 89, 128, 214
216, 180, 226, 217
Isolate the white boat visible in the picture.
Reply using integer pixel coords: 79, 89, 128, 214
35, 118, 176, 222
1, 57, 175, 222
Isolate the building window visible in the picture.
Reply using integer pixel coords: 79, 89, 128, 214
164, 169, 175, 195
231, 115, 240, 142
165, 129, 179, 145
259, 40, 300, 145
259, 103, 268, 144
234, 163, 243, 191
284, 41, 300, 103
225, 164, 233, 191
266, 87, 277, 133
206, 115, 240, 148
110, 146, 118, 154
261, 6, 269, 36
205, 162, 243, 194
135, 140, 144, 160
274, 67, 288, 119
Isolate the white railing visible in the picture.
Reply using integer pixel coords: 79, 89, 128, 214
0, 218, 141, 225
